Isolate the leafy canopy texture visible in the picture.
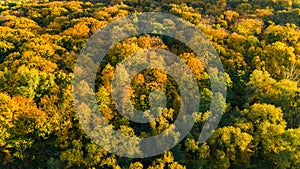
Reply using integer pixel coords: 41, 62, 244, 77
0, 0, 299, 168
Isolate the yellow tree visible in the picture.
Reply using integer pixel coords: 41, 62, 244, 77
0, 93, 49, 166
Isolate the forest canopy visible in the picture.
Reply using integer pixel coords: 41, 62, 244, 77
0, 0, 299, 168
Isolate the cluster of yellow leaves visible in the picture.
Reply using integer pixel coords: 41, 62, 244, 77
0, 93, 48, 162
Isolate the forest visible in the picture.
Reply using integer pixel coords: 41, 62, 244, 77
0, 0, 299, 168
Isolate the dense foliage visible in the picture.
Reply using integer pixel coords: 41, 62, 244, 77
0, 0, 299, 168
